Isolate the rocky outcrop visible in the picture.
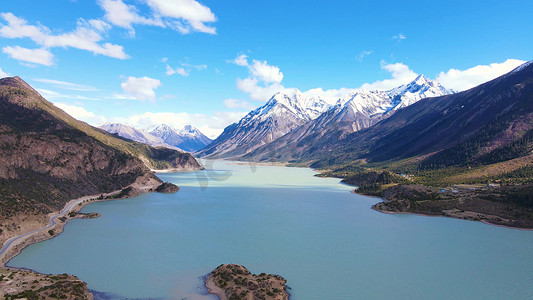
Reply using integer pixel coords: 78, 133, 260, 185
0, 269, 93, 299
155, 182, 180, 193
205, 264, 289, 300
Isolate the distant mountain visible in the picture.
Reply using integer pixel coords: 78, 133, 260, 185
0, 76, 202, 245
149, 124, 212, 152
99, 123, 181, 151
198, 91, 332, 158
304, 60, 533, 169
239, 75, 451, 161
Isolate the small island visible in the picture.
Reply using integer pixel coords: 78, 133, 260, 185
205, 264, 289, 300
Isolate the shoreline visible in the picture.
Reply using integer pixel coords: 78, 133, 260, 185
348, 186, 533, 231
361, 193, 533, 231
204, 273, 228, 300
0, 178, 161, 268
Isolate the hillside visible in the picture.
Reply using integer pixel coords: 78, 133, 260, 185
0, 76, 202, 244
312, 61, 533, 227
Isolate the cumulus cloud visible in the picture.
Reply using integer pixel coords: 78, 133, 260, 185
232, 54, 249, 67
236, 77, 295, 102
232, 54, 358, 103
53, 102, 106, 124
224, 99, 255, 110
98, 0, 161, 36
0, 66, 11, 78
98, 0, 217, 35
250, 60, 283, 84
166, 65, 189, 76
360, 61, 418, 90
231, 54, 289, 101
2, 46, 54, 66
120, 76, 162, 102
0, 12, 128, 61
436, 59, 526, 92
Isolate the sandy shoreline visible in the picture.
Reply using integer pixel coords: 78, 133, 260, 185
204, 273, 228, 300
0, 178, 161, 268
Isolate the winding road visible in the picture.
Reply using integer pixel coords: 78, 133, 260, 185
0, 191, 118, 264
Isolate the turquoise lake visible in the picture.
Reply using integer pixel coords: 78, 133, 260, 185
8, 161, 533, 299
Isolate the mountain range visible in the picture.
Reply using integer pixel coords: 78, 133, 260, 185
99, 123, 211, 152
199, 75, 452, 159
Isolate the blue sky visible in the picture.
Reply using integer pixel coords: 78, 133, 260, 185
0, 0, 531, 138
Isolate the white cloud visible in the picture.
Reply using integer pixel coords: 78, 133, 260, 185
392, 33, 406, 41
97, 0, 161, 36
2, 46, 54, 66
250, 60, 283, 84
34, 78, 98, 91
232, 54, 249, 66
360, 61, 418, 90
164, 62, 206, 76
166, 65, 189, 76
146, 0, 217, 34
436, 59, 526, 92
0, 12, 128, 61
231, 54, 288, 101
0, 66, 10, 78
98, 0, 216, 35
224, 98, 256, 110
236, 77, 294, 102
53, 102, 106, 124
120, 76, 162, 102
356, 50, 372, 62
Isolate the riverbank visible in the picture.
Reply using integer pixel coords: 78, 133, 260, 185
0, 176, 162, 298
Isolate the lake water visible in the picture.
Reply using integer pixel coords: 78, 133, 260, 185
8, 161, 533, 299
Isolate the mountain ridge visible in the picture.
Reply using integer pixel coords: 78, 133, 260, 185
200, 76, 451, 159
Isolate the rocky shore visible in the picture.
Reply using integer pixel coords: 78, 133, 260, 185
205, 264, 289, 300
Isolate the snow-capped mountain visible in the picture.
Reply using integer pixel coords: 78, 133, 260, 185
198, 91, 332, 158
150, 124, 212, 152
388, 75, 451, 110
99, 123, 181, 150
213, 75, 451, 161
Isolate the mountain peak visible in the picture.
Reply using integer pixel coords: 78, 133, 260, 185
0, 76, 36, 92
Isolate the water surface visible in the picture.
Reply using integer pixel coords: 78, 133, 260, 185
9, 161, 533, 299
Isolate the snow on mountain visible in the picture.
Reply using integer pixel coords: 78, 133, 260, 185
198, 90, 333, 158
388, 75, 451, 110
99, 123, 181, 150
200, 75, 452, 159
150, 124, 212, 152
